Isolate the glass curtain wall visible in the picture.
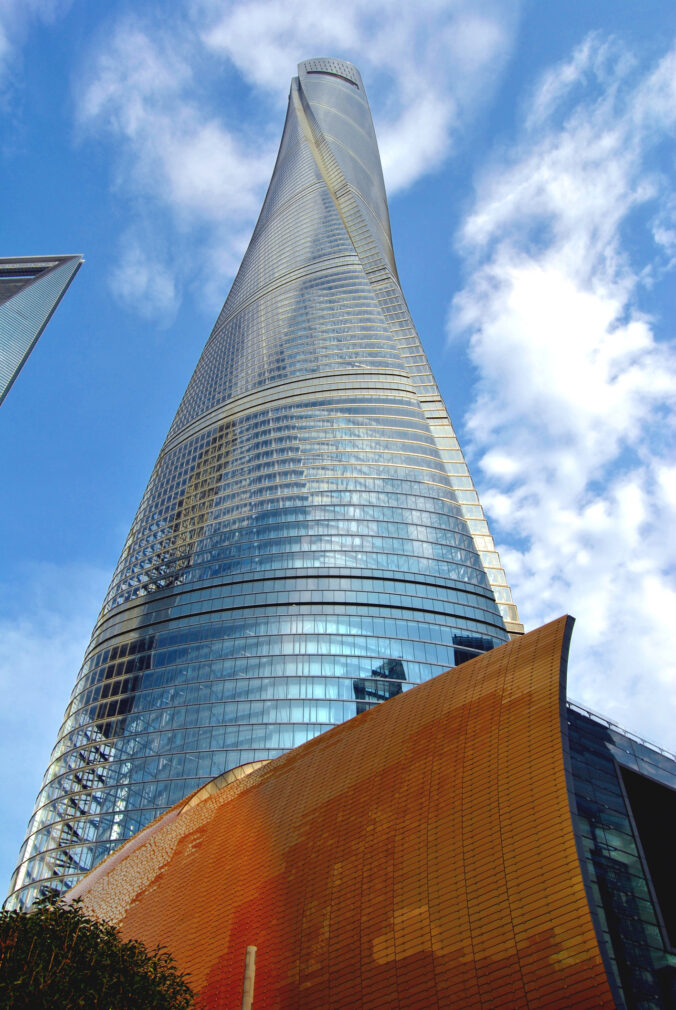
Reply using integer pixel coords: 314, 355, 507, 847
8, 59, 520, 908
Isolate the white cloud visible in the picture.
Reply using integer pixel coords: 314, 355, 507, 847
449, 36, 676, 748
525, 33, 635, 131
75, 2, 520, 319
0, 563, 109, 894
199, 0, 359, 91
76, 16, 275, 319
199, 0, 519, 193
0, 0, 71, 92
77, 19, 273, 225
111, 228, 180, 324
377, 92, 456, 193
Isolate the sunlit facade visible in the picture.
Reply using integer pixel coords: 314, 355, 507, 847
68, 619, 676, 1009
8, 60, 521, 907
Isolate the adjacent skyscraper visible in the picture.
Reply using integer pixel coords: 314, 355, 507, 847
0, 255, 82, 407
8, 60, 521, 908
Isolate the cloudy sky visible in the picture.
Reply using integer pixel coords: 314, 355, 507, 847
1, 0, 675, 893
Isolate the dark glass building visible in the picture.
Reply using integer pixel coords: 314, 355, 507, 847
8, 59, 521, 907
567, 702, 676, 1008
0, 255, 82, 407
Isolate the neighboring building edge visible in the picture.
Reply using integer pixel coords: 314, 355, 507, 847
0, 255, 83, 406
565, 700, 676, 1007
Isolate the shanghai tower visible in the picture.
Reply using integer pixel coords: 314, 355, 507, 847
8, 59, 521, 908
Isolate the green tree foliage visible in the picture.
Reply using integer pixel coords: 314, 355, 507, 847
0, 896, 196, 1009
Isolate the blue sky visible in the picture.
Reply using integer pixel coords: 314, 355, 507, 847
1, 0, 675, 894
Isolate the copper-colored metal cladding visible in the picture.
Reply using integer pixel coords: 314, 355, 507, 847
69, 617, 615, 1008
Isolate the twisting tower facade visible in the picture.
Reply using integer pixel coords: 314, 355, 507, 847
9, 59, 520, 907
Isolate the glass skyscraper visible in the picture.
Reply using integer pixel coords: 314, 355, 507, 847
8, 59, 521, 908
0, 255, 82, 407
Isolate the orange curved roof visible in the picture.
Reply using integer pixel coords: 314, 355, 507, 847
70, 616, 615, 1008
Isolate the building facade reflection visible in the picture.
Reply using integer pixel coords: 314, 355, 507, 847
67, 619, 676, 1009
0, 255, 82, 406
8, 60, 521, 908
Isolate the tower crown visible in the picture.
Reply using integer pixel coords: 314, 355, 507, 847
298, 57, 363, 89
